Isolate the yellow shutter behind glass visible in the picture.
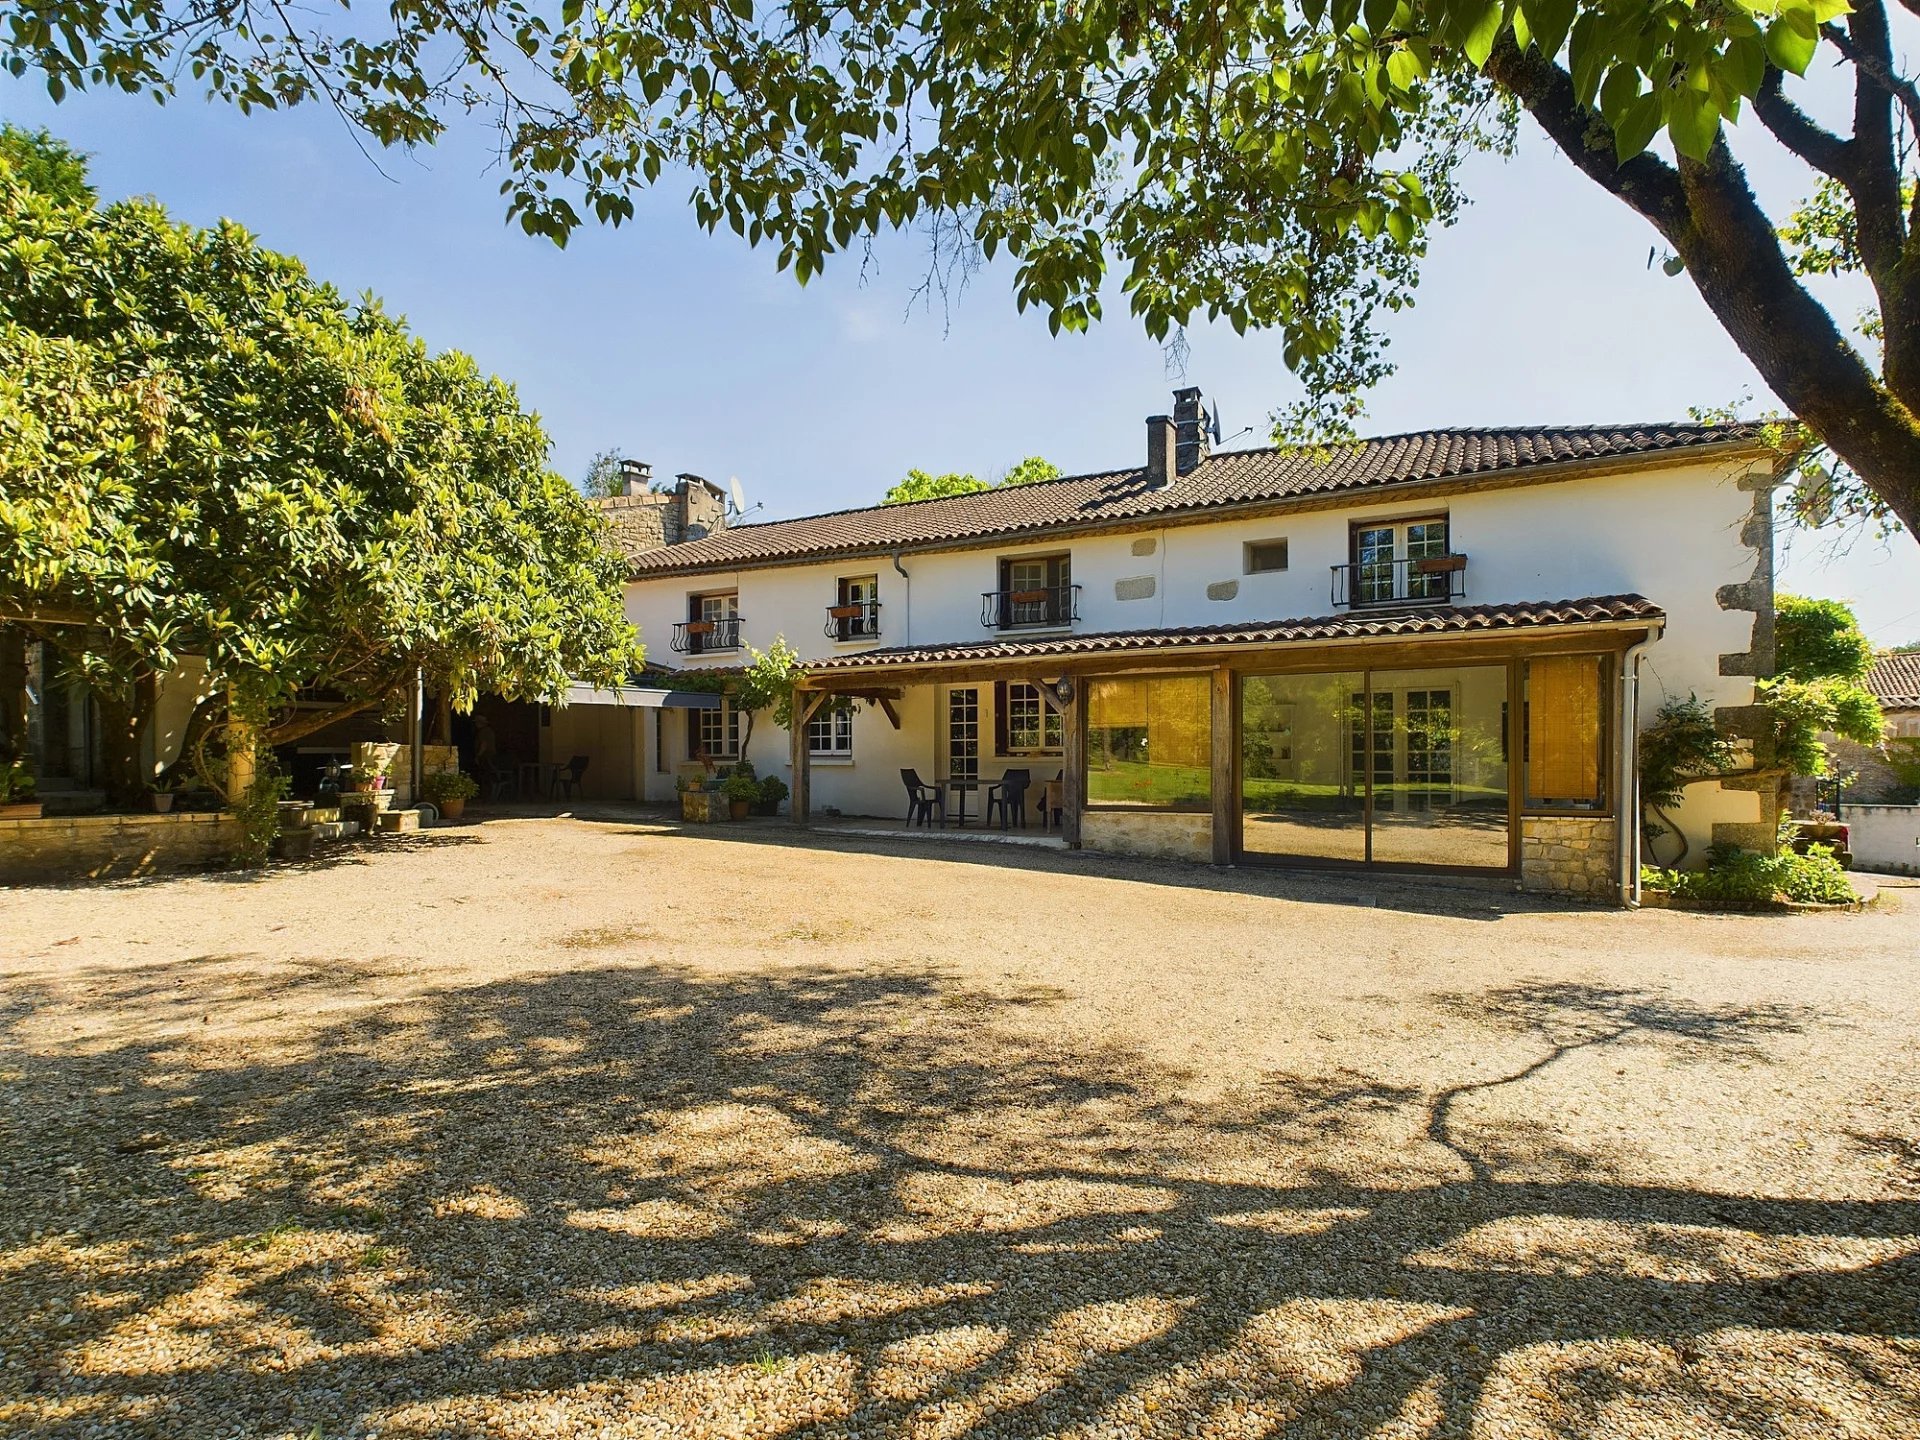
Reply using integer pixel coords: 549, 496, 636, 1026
1529, 655, 1601, 801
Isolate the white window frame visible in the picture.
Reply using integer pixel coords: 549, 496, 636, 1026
691, 701, 740, 760
808, 705, 855, 758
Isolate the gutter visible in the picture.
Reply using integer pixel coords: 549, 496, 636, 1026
627, 438, 1778, 583
1617, 626, 1662, 907
890, 549, 911, 647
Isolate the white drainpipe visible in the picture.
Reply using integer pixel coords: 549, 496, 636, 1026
1617, 626, 1661, 907
890, 550, 911, 644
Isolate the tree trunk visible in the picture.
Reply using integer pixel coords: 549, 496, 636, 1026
94, 672, 155, 807
0, 628, 25, 762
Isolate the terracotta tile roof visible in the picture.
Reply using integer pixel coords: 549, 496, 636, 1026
1867, 651, 1920, 709
627, 423, 1765, 576
797, 596, 1665, 674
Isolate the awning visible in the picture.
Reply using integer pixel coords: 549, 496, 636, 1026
562, 683, 721, 709
799, 595, 1664, 680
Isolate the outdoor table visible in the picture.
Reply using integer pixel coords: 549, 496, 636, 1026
945, 779, 979, 827
517, 761, 543, 799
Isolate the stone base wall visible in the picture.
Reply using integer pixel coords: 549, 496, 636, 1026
1520, 815, 1619, 900
0, 812, 245, 885
1081, 810, 1214, 864
351, 743, 459, 808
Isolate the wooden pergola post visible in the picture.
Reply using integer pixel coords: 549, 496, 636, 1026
224, 696, 256, 807
1059, 679, 1084, 848
1211, 665, 1235, 866
789, 687, 828, 826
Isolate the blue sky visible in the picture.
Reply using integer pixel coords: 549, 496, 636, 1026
4, 73, 1918, 647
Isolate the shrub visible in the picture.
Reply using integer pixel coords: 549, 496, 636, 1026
758, 775, 789, 806
720, 771, 760, 803
0, 757, 35, 803
1642, 843, 1856, 907
421, 769, 478, 804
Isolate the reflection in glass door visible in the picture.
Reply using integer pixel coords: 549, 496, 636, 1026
1241, 664, 1511, 870
1240, 672, 1367, 862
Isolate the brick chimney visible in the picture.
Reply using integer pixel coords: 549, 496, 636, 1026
1145, 414, 1177, 488
1172, 387, 1210, 475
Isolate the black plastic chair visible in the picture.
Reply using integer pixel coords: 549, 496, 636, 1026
986, 768, 1032, 829
550, 754, 590, 799
901, 768, 945, 828
487, 760, 516, 802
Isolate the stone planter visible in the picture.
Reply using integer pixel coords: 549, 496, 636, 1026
680, 789, 725, 823
273, 827, 316, 861
0, 801, 43, 821
278, 800, 314, 829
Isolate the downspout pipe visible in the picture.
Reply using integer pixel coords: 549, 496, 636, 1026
1617, 627, 1660, 907
890, 549, 911, 644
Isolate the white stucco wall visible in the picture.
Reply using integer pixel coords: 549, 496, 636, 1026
619, 454, 1771, 847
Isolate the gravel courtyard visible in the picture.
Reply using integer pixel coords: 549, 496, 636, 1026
1, 812, 1916, 1439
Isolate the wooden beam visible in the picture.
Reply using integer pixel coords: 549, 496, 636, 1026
789, 687, 829, 827
1211, 666, 1235, 866
877, 696, 901, 730
1061, 679, 1084, 849
0, 603, 92, 627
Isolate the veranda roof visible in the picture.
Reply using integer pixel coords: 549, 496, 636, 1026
797, 595, 1665, 679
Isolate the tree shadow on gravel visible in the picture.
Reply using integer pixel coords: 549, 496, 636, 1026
1, 964, 1913, 1438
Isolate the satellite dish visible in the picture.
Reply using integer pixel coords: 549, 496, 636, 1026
1209, 402, 1224, 446
729, 476, 747, 515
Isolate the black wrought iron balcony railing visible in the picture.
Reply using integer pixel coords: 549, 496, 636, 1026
670, 615, 744, 654
824, 600, 882, 641
981, 583, 1081, 631
1330, 555, 1467, 609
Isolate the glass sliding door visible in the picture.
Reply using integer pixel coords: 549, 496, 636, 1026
1366, 666, 1511, 869
1240, 662, 1513, 871
1240, 672, 1367, 862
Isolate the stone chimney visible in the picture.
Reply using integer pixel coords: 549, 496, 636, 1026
1145, 414, 1177, 489
592, 469, 730, 561
675, 474, 728, 542
1172, 387, 1210, 475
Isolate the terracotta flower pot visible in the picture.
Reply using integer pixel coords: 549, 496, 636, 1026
440, 797, 467, 820
729, 799, 750, 820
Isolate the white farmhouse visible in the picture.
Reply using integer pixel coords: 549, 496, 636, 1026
559, 389, 1783, 902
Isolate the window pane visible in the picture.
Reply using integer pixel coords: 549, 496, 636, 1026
1368, 665, 1510, 868
1242, 672, 1368, 862
1526, 655, 1606, 808
1088, 674, 1212, 808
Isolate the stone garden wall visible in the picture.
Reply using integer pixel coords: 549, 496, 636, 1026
0, 811, 245, 885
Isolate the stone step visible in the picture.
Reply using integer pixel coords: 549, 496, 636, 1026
306, 807, 342, 825
309, 820, 360, 841
375, 808, 421, 834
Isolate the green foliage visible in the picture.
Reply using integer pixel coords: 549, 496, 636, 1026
0, 755, 35, 802
1638, 696, 1737, 814
0, 123, 91, 204
421, 769, 478, 804
230, 752, 290, 868
1775, 594, 1875, 683
0, 148, 641, 768
882, 470, 990, 506
757, 774, 789, 807
720, 769, 760, 803
580, 447, 628, 500
7, 0, 1915, 518
730, 638, 802, 751
997, 456, 1062, 488
883, 457, 1061, 505
1642, 843, 1856, 907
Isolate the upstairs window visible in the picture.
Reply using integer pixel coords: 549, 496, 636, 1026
1351, 518, 1452, 605
1244, 539, 1289, 574
830, 575, 880, 640
989, 553, 1074, 628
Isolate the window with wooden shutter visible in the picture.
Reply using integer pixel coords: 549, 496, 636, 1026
1525, 655, 1607, 810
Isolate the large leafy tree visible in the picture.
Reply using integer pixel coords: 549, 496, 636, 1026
0, 136, 639, 801
8, 2, 1920, 535
882, 455, 1059, 504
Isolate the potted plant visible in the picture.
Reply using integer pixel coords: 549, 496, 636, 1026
150, 779, 178, 813
422, 768, 478, 820
354, 772, 395, 812
721, 769, 760, 820
0, 758, 40, 820
753, 774, 788, 817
